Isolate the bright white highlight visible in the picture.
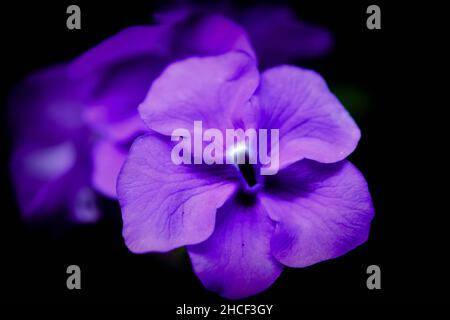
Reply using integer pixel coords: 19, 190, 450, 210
170, 121, 279, 175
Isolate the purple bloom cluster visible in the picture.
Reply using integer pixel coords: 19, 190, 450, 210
9, 4, 373, 299
10, 10, 257, 221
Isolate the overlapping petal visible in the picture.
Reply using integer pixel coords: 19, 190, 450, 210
117, 133, 240, 253
91, 140, 127, 198
139, 51, 259, 136
81, 57, 166, 132
69, 16, 255, 133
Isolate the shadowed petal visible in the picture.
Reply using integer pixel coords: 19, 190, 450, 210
171, 14, 255, 60
70, 16, 255, 132
10, 140, 100, 223
252, 66, 360, 168
11, 142, 75, 217
117, 133, 239, 253
81, 57, 167, 130
188, 196, 283, 299
8, 65, 97, 221
68, 26, 172, 78
9, 65, 88, 142
139, 51, 259, 136
238, 5, 333, 68
260, 160, 374, 268
90, 115, 146, 198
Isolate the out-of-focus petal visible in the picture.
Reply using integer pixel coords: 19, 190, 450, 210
68, 186, 101, 224
9, 65, 88, 142
188, 195, 283, 299
82, 57, 167, 130
238, 5, 333, 68
117, 133, 239, 253
171, 14, 255, 60
68, 26, 172, 78
9, 65, 96, 220
260, 160, 374, 268
154, 6, 195, 24
91, 140, 127, 198
11, 142, 75, 217
90, 115, 146, 198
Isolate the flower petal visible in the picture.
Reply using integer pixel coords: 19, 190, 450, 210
239, 5, 333, 68
81, 57, 166, 131
188, 196, 283, 299
11, 142, 74, 217
91, 140, 126, 198
117, 133, 239, 253
252, 66, 360, 168
171, 14, 255, 60
68, 26, 172, 78
139, 51, 259, 136
260, 160, 374, 268
9, 65, 88, 142
8, 65, 95, 220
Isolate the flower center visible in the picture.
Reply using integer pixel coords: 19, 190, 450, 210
226, 141, 259, 189
238, 163, 257, 188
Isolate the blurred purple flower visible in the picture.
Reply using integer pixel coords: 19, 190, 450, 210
236, 5, 333, 67
9, 13, 254, 222
9, 4, 333, 224
117, 52, 374, 299
156, 4, 334, 68
9, 65, 101, 222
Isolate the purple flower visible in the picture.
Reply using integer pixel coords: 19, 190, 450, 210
9, 4, 333, 223
9, 13, 254, 222
117, 52, 374, 299
70, 15, 255, 199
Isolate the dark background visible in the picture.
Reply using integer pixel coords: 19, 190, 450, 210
0, 0, 446, 306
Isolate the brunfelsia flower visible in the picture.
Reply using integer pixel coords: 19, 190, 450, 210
117, 52, 374, 299
8, 13, 255, 222
9, 4, 333, 223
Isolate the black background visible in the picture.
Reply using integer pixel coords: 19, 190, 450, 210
0, 0, 446, 306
